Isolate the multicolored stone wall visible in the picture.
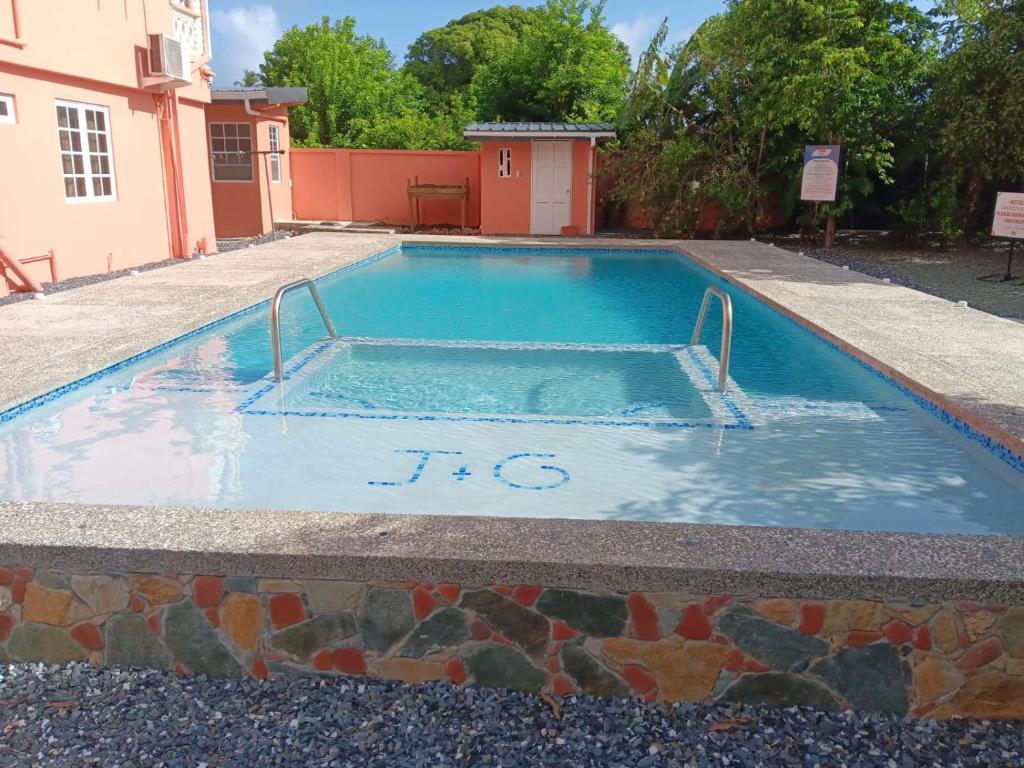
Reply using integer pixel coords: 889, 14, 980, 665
1, 565, 1022, 719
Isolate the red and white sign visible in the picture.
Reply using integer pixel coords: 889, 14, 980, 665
992, 192, 1024, 239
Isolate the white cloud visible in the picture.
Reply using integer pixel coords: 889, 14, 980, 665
612, 14, 693, 68
210, 5, 281, 86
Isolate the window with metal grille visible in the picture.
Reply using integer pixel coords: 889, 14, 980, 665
56, 101, 116, 202
498, 147, 512, 178
209, 122, 253, 182
269, 124, 281, 183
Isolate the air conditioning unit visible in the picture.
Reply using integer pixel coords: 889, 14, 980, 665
148, 34, 191, 84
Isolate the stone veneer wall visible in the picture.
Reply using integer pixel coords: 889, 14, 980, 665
1, 565, 1022, 719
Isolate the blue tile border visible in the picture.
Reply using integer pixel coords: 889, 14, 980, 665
237, 406, 751, 431
683, 347, 752, 429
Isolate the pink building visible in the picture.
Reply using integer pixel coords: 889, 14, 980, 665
0, 0, 217, 294
205, 87, 306, 238
463, 123, 616, 236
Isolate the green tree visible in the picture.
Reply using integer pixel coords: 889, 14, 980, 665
234, 69, 262, 88
903, 0, 1024, 240
258, 16, 471, 149
606, 0, 935, 241
748, 0, 936, 244
404, 6, 537, 101
471, 0, 630, 122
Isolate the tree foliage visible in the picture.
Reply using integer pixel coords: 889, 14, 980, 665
404, 6, 537, 101
258, 17, 472, 149
471, 0, 630, 122
902, 0, 1024, 239
606, 0, 936, 239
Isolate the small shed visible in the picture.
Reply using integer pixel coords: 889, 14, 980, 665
463, 122, 615, 236
206, 87, 308, 238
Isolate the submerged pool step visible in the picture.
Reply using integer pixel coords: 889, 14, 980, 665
250, 336, 750, 429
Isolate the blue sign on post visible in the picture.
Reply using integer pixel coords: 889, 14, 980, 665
800, 145, 841, 202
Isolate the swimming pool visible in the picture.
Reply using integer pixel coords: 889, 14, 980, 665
1, 244, 1022, 535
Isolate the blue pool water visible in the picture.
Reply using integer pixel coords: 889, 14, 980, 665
1, 245, 1022, 534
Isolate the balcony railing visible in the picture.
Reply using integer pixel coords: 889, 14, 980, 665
171, 0, 205, 57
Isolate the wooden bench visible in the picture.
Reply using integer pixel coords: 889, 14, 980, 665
407, 176, 470, 234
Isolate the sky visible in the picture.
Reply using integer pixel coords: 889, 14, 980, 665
208, 0, 722, 87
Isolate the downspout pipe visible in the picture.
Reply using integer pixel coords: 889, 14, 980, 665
587, 136, 596, 235
243, 97, 288, 124
156, 91, 189, 259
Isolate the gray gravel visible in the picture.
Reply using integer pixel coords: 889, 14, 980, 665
216, 232, 293, 253
0, 258, 181, 308
781, 243, 1024, 321
0, 233, 301, 308
1, 664, 1021, 767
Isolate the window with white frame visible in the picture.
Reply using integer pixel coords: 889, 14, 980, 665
268, 124, 281, 183
56, 101, 116, 202
209, 122, 253, 182
0, 94, 15, 124
498, 147, 512, 178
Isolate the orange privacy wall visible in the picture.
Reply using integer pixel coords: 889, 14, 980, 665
291, 149, 481, 228
290, 141, 599, 236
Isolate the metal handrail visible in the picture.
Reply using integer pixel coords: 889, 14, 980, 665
689, 286, 733, 392
270, 279, 337, 381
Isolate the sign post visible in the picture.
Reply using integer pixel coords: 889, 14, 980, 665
800, 145, 841, 202
992, 192, 1024, 281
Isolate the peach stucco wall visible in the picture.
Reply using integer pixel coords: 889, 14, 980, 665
205, 103, 294, 239
0, 0, 215, 294
291, 149, 481, 228
479, 141, 532, 235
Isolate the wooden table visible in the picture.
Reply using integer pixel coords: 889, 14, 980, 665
407, 176, 470, 234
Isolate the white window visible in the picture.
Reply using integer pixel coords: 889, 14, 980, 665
55, 101, 116, 202
498, 147, 512, 178
209, 122, 253, 182
268, 124, 281, 183
0, 94, 15, 124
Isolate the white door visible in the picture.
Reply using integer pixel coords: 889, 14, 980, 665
531, 141, 572, 235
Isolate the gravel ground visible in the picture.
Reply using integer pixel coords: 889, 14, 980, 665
777, 239, 1024, 321
1, 664, 1022, 767
0, 258, 182, 308
215, 232, 293, 253
0, 233, 299, 308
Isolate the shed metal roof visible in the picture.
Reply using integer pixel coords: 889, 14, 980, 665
464, 122, 616, 139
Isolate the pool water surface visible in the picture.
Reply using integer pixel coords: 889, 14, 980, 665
1, 245, 1022, 535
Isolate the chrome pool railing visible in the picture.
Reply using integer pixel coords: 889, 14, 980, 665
690, 286, 733, 392
270, 279, 337, 382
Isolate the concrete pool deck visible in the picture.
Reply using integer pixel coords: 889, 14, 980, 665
1, 231, 1023, 603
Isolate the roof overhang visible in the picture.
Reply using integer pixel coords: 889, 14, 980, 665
210, 87, 308, 108
463, 122, 616, 141
464, 130, 616, 140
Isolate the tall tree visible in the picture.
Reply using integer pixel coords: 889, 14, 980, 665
258, 16, 471, 149
746, 0, 936, 245
471, 0, 630, 122
903, 0, 1024, 240
404, 6, 537, 101
606, 0, 935, 241
234, 69, 262, 88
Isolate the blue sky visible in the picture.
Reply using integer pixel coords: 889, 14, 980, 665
208, 1, 725, 86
